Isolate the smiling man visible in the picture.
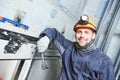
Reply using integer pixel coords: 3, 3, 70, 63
37, 14, 115, 80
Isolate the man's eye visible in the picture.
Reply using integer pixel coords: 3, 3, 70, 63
85, 31, 89, 34
76, 31, 81, 34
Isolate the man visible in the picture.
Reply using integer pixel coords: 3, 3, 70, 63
37, 14, 115, 80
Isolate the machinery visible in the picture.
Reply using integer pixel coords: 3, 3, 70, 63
0, 16, 61, 80
0, 16, 35, 77
0, 16, 38, 58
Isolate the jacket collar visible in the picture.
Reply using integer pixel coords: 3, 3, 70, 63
75, 41, 97, 53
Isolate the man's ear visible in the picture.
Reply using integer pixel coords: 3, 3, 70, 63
92, 32, 96, 40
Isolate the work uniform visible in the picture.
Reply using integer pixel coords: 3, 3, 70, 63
39, 28, 115, 80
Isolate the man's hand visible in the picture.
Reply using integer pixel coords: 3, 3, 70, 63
37, 36, 50, 53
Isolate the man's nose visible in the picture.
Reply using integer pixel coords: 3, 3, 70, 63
80, 32, 85, 38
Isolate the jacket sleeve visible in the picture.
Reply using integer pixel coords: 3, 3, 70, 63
99, 60, 115, 80
105, 61, 115, 80
39, 28, 73, 55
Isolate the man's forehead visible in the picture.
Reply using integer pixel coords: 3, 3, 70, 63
76, 28, 93, 31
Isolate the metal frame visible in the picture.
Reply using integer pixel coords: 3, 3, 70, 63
94, 0, 115, 45
100, 0, 120, 53
114, 48, 120, 78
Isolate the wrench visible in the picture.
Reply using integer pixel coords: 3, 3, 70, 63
41, 51, 48, 70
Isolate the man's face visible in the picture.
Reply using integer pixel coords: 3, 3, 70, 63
75, 28, 96, 47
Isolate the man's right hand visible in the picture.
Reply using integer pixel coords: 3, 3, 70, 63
37, 36, 50, 53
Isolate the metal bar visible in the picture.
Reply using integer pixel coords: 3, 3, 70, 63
24, 47, 36, 80
113, 48, 120, 67
115, 59, 120, 78
14, 60, 25, 80
114, 49, 120, 77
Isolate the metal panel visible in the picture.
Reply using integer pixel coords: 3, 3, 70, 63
19, 50, 61, 80
94, 0, 115, 45
101, 0, 120, 53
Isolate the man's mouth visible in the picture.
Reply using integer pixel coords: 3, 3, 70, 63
78, 38, 86, 41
